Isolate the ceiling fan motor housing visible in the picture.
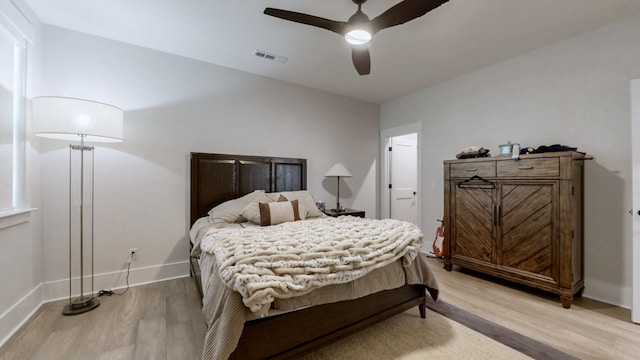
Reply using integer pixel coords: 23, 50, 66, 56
347, 9, 372, 35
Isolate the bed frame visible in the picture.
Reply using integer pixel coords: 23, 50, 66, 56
190, 152, 427, 359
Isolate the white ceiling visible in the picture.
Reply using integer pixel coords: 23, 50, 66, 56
25, 0, 640, 104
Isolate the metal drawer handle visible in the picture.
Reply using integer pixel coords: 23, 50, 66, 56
465, 168, 479, 172
493, 205, 497, 226
518, 166, 534, 170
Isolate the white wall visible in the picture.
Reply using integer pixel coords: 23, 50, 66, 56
381, 13, 640, 308
37, 26, 380, 298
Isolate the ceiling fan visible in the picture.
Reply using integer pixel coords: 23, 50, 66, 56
264, 0, 449, 75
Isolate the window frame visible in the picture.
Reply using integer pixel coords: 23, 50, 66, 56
0, 12, 31, 225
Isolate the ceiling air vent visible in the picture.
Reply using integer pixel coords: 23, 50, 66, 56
253, 50, 287, 64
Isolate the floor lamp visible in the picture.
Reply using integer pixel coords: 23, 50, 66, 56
32, 96, 124, 315
324, 163, 352, 212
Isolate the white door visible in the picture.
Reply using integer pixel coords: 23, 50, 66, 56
631, 79, 640, 324
389, 134, 417, 224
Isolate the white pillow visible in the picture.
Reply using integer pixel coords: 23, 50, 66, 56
208, 190, 270, 223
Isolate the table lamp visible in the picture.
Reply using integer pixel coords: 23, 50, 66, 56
324, 163, 352, 212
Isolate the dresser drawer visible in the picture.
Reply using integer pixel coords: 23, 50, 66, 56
450, 161, 496, 178
497, 158, 559, 177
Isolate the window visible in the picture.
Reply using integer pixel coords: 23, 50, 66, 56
0, 19, 26, 216
0, 25, 16, 211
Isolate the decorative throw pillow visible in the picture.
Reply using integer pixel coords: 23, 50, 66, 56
242, 199, 308, 224
258, 200, 301, 226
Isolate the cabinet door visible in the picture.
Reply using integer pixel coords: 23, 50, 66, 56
498, 182, 557, 282
451, 185, 495, 264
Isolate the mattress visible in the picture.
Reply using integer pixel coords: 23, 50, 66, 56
190, 217, 439, 359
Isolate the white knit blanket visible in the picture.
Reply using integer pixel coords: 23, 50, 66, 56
200, 216, 424, 315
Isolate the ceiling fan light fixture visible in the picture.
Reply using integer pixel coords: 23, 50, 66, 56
345, 29, 371, 45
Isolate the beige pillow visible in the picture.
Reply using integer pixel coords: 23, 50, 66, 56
278, 194, 309, 220
258, 200, 301, 226
208, 190, 269, 223
278, 190, 323, 218
240, 202, 262, 224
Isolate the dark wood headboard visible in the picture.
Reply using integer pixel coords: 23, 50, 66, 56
190, 152, 307, 225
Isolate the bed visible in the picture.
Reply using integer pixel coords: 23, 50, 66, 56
189, 152, 439, 359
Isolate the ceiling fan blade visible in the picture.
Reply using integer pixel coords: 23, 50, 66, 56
370, 0, 448, 34
264, 8, 347, 35
351, 46, 371, 75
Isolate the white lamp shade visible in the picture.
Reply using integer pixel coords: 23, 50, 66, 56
32, 96, 124, 143
324, 163, 352, 177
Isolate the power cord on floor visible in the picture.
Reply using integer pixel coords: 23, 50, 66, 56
98, 289, 114, 296
97, 253, 132, 297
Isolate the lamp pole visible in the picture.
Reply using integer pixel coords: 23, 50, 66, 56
336, 176, 342, 212
64, 135, 99, 315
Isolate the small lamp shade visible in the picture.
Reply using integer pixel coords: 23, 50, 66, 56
324, 163, 352, 178
32, 96, 124, 142
324, 163, 352, 212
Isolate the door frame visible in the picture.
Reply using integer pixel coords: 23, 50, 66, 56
380, 122, 422, 229
631, 79, 639, 323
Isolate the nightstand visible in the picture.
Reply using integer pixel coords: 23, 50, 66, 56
322, 208, 365, 218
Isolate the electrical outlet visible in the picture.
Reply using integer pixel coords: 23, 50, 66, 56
129, 248, 138, 261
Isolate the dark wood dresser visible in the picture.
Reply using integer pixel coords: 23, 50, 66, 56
443, 151, 589, 308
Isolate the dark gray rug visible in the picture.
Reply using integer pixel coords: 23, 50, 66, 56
426, 298, 580, 360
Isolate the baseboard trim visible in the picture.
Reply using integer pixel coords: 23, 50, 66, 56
0, 261, 191, 347
40, 260, 190, 302
583, 278, 632, 310
0, 284, 44, 348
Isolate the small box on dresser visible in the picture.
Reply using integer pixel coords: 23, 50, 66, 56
323, 208, 365, 218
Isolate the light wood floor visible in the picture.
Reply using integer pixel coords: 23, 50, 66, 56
1, 259, 639, 360
426, 257, 640, 360
0, 278, 206, 360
